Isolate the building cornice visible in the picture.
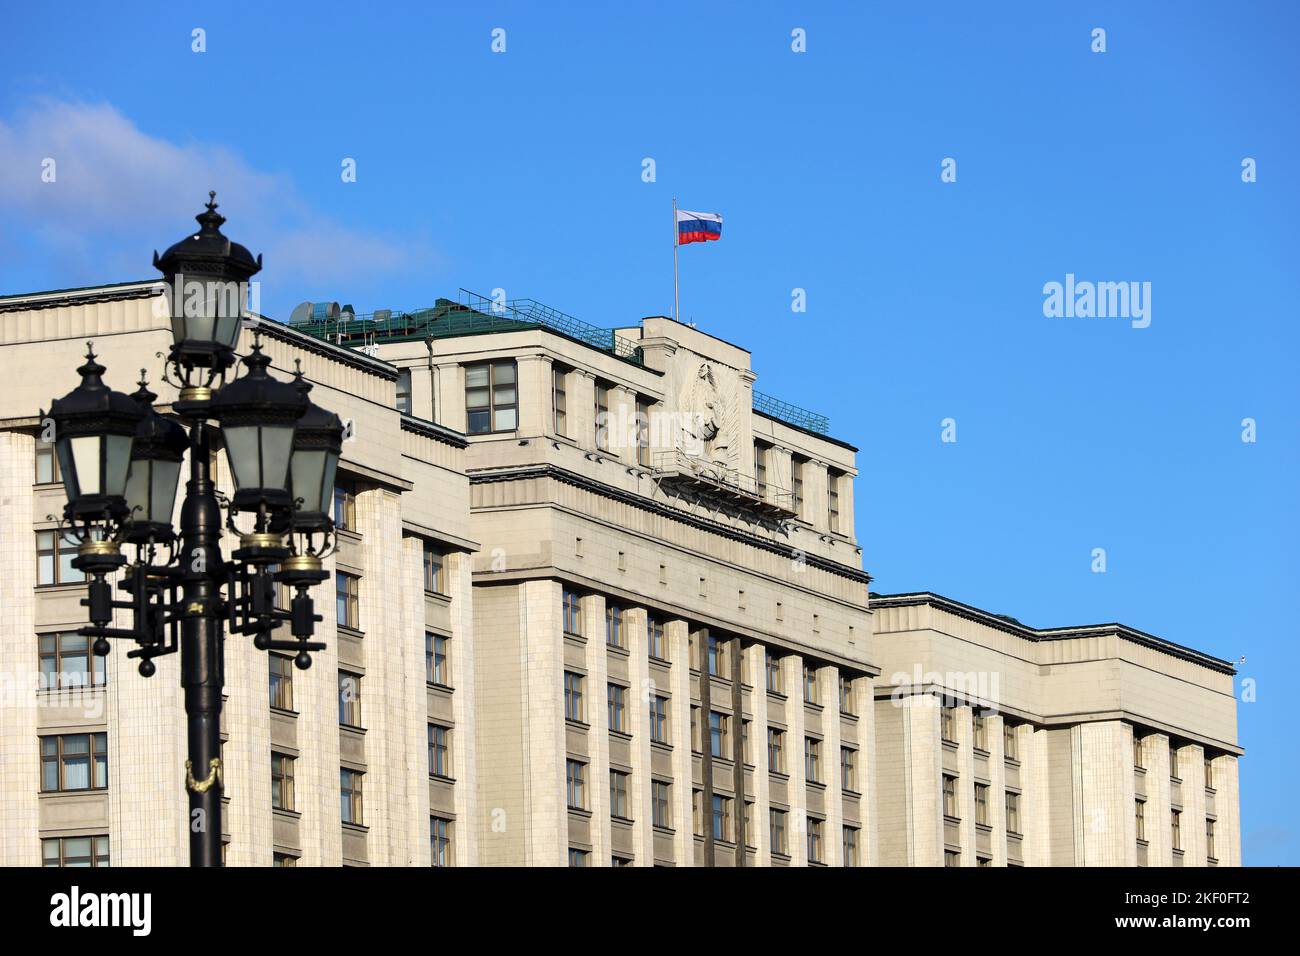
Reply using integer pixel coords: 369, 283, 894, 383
0, 279, 161, 313
400, 414, 469, 449
247, 316, 398, 382
469, 463, 872, 585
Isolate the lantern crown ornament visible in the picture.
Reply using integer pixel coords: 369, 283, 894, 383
46, 343, 146, 523
154, 192, 262, 385
122, 371, 189, 546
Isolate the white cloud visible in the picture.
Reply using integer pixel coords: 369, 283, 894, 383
0, 98, 438, 302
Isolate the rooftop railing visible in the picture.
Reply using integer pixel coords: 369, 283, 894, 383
752, 390, 830, 434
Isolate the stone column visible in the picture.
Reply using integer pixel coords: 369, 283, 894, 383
1073, 721, 1137, 866
571, 370, 597, 452
988, 713, 1007, 867
855, 676, 880, 866
745, 646, 771, 865
625, 607, 654, 865
818, 665, 843, 865
666, 619, 694, 865
955, 704, 976, 865
398, 535, 431, 865
1020, 724, 1050, 866
581, 594, 610, 865
447, 551, 479, 865
608, 385, 637, 462
433, 362, 464, 431
781, 656, 808, 865
1217, 755, 1241, 866
519, 579, 567, 866
514, 353, 552, 439
1145, 733, 1172, 866
1181, 744, 1208, 865
805, 461, 829, 533
296, 548, 343, 865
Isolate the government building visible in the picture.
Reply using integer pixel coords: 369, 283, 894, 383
0, 279, 1241, 867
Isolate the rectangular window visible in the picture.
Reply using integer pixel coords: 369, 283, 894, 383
649, 695, 669, 743
1171, 809, 1182, 851
271, 752, 295, 811
335, 572, 359, 630
423, 545, 445, 594
807, 818, 823, 863
563, 671, 586, 723
839, 674, 855, 715
428, 724, 451, 779
942, 774, 958, 819
39, 633, 105, 691
552, 366, 568, 436
1135, 799, 1146, 842
607, 684, 627, 734
803, 664, 818, 704
767, 728, 786, 774
692, 789, 702, 837
568, 848, 589, 867
566, 759, 587, 810
41, 733, 107, 792
426, 633, 449, 686
791, 455, 805, 514
841, 747, 858, 792
605, 603, 625, 648
332, 483, 356, 532
973, 714, 989, 752
430, 816, 453, 867
804, 737, 822, 783
396, 367, 412, 414
1204, 757, 1215, 791
975, 783, 990, 826
337, 671, 362, 728
562, 589, 583, 636
609, 770, 630, 820
37, 530, 83, 586
709, 711, 730, 759
42, 835, 109, 868
1170, 749, 1181, 781
827, 469, 842, 532
1003, 720, 1019, 761
765, 652, 783, 694
465, 360, 517, 434
272, 853, 297, 867
269, 654, 293, 710
636, 398, 651, 467
651, 780, 671, 829
690, 706, 701, 753
944, 849, 960, 867
648, 615, 667, 660
1006, 791, 1021, 835
706, 634, 728, 677
1206, 818, 1216, 860
770, 808, 788, 855
941, 706, 956, 743
594, 381, 610, 450
754, 442, 768, 496
340, 768, 364, 825
711, 794, 733, 843
1134, 734, 1144, 770
843, 826, 860, 867
35, 440, 61, 485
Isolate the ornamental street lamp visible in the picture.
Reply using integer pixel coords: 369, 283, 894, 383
45, 195, 341, 867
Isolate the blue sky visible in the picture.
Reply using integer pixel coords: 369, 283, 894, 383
2, 2, 1296, 865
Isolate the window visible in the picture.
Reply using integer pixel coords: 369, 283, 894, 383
37, 530, 83, 586
42, 836, 109, 868
333, 483, 356, 531
465, 360, 517, 434
944, 849, 960, 867
692, 789, 703, 836
1170, 749, 1181, 781
807, 818, 823, 863
609, 770, 630, 820
754, 441, 768, 496
428, 724, 451, 779
942, 774, 958, 819
977, 855, 993, 867
1135, 799, 1146, 842
1206, 818, 1216, 860
607, 684, 627, 734
636, 398, 651, 467
803, 664, 818, 704
552, 366, 568, 436
841, 747, 858, 792
648, 615, 667, 660
711, 794, 733, 842
268, 654, 293, 710
975, 784, 990, 826
423, 545, 445, 594
1006, 791, 1021, 835
395, 367, 412, 414
709, 711, 730, 759
827, 469, 842, 532
843, 826, 860, 867
605, 603, 625, 648
1003, 720, 1019, 761
41, 733, 107, 792
430, 816, 452, 867
271, 752, 295, 811
611, 854, 633, 867
804, 737, 822, 784
973, 714, 989, 752
594, 381, 610, 450
706, 633, 727, 677
941, 706, 956, 743
1133, 735, 1144, 770
744, 802, 756, 848
426, 633, 449, 686
649, 695, 669, 743
791, 455, 805, 514
338, 671, 362, 727
1171, 809, 1182, 851
564, 671, 586, 723
562, 589, 583, 636
566, 759, 587, 810
765, 651, 783, 694
273, 852, 297, 867
741, 719, 752, 765
1204, 757, 1215, 791
690, 706, 701, 752
335, 572, 359, 630
39, 633, 105, 691
340, 769, 364, 825
767, 728, 786, 774
35, 440, 62, 484
770, 808, 788, 855
651, 780, 671, 829
568, 848, 589, 867
839, 674, 855, 715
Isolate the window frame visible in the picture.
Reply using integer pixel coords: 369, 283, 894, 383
335, 571, 360, 631
562, 589, 584, 637
767, 727, 786, 774
337, 670, 362, 728
42, 835, 109, 868
564, 671, 586, 723
609, 769, 631, 821
428, 723, 452, 780
465, 359, 519, 435
649, 694, 669, 743
271, 752, 296, 811
942, 773, 959, 819
804, 736, 822, 784
607, 683, 628, 734
269, 653, 294, 711
426, 632, 450, 687
340, 768, 364, 826
565, 759, 587, 810
38, 632, 106, 692
36, 530, 83, 587
422, 544, 446, 595
651, 780, 671, 829
430, 816, 453, 867
40, 732, 107, 793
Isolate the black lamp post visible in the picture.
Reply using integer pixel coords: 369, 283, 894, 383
46, 195, 342, 867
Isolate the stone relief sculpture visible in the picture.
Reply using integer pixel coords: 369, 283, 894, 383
681, 361, 740, 472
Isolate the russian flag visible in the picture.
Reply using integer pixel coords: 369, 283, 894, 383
677, 210, 722, 245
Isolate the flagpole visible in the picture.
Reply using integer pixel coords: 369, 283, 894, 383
672, 196, 680, 323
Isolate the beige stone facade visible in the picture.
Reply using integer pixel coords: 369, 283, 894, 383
0, 282, 1240, 866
